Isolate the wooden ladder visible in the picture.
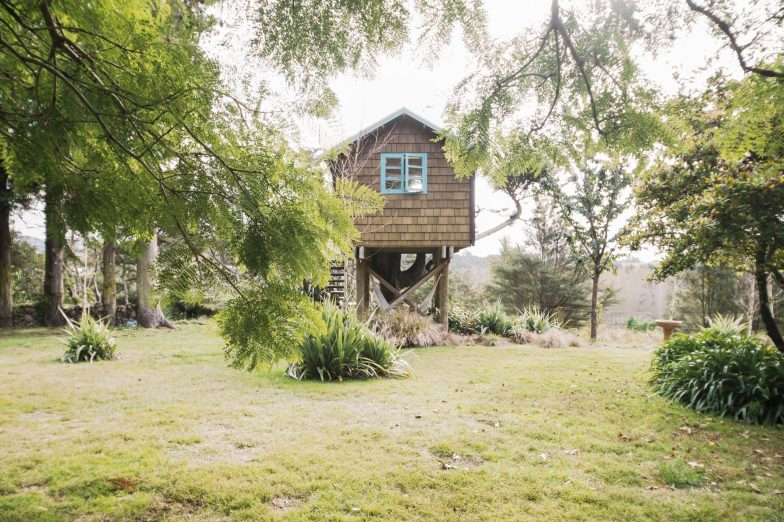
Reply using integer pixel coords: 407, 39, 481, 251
326, 261, 346, 307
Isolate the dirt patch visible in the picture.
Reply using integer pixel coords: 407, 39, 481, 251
109, 477, 143, 493
19, 411, 59, 422
139, 495, 204, 521
430, 449, 486, 470
270, 495, 298, 513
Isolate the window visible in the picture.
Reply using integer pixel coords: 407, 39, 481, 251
381, 153, 427, 194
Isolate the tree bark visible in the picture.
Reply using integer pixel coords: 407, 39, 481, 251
590, 271, 600, 340
102, 241, 116, 325
755, 245, 784, 352
43, 185, 66, 326
0, 161, 12, 327
136, 236, 173, 329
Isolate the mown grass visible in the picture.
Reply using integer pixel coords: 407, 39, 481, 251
0, 323, 782, 521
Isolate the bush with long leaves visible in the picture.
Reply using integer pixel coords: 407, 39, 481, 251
650, 330, 784, 425
61, 311, 117, 363
287, 304, 412, 381
448, 304, 481, 335
477, 301, 513, 336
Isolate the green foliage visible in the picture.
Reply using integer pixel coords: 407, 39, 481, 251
61, 312, 117, 363
10, 234, 44, 305
650, 330, 784, 425
218, 286, 321, 371
626, 317, 656, 332
0, 0, 398, 368
477, 301, 513, 336
287, 304, 412, 381
444, 1, 663, 182
448, 304, 481, 335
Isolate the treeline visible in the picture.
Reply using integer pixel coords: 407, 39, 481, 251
7, 232, 219, 327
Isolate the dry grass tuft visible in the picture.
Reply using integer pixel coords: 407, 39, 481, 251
512, 328, 581, 348
373, 308, 463, 348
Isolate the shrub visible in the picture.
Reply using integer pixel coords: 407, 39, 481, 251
626, 317, 655, 331
448, 304, 481, 335
373, 308, 460, 347
61, 311, 117, 363
650, 330, 784, 425
287, 304, 412, 381
477, 300, 513, 335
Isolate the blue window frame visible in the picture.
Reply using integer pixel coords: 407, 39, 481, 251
380, 153, 428, 194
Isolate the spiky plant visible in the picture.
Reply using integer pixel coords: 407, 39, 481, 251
477, 300, 513, 336
61, 310, 117, 363
288, 304, 412, 381
702, 314, 747, 336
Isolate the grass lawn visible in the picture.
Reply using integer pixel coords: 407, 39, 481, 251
0, 323, 782, 521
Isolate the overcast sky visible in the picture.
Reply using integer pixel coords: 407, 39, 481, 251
14, 0, 740, 260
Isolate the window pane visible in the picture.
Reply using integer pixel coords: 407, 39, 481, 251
385, 156, 402, 168
407, 165, 422, 177
385, 178, 402, 191
407, 177, 423, 192
407, 155, 422, 168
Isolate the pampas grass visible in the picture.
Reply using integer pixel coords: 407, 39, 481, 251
373, 308, 463, 348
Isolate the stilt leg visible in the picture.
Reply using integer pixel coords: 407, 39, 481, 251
435, 248, 449, 327
356, 255, 370, 318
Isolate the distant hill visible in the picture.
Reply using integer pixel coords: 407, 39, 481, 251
15, 234, 45, 253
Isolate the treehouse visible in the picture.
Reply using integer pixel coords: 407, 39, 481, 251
330, 108, 475, 325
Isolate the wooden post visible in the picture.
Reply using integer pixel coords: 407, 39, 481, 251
356, 254, 370, 317
435, 247, 449, 327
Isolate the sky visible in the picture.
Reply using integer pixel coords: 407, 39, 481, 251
13, 0, 741, 260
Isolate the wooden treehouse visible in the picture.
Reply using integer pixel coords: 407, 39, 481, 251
329, 108, 475, 325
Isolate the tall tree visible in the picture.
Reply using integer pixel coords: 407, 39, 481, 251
554, 159, 631, 340
101, 241, 116, 325
630, 71, 784, 351
136, 236, 172, 329
0, 156, 11, 326
42, 183, 66, 326
488, 200, 592, 327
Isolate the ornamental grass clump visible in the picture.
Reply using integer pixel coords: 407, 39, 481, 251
373, 308, 460, 347
477, 300, 513, 336
287, 304, 412, 381
650, 329, 784, 425
61, 311, 117, 363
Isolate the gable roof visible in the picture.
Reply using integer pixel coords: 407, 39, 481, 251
334, 107, 442, 152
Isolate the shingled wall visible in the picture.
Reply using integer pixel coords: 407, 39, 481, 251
334, 114, 474, 249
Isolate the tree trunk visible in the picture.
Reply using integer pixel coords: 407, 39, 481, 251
121, 261, 130, 306
136, 236, 173, 329
43, 185, 66, 326
0, 161, 12, 327
0, 157, 14, 328
590, 271, 600, 340
755, 245, 784, 352
102, 241, 116, 325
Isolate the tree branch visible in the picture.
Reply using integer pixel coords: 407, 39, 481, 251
686, 0, 784, 79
